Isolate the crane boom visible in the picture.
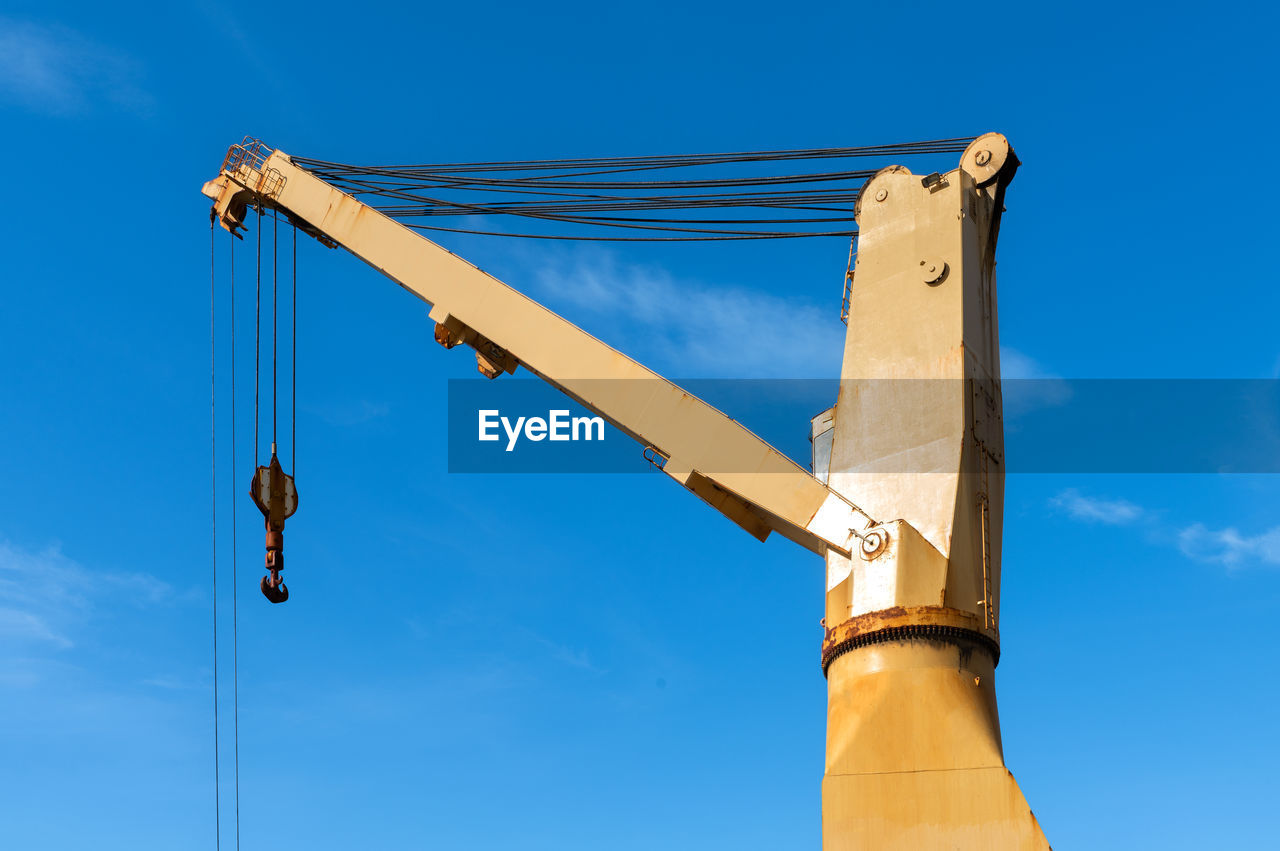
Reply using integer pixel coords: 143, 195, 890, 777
203, 140, 872, 557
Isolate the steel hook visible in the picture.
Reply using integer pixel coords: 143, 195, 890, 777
261, 573, 289, 604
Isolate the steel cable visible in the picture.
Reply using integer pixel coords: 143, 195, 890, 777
272, 210, 278, 454
290, 137, 974, 241
210, 216, 221, 851
292, 222, 297, 475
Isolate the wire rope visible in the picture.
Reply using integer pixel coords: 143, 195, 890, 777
289, 137, 975, 241
272, 210, 278, 455
234, 220, 246, 851
229, 230, 240, 851
254, 207, 261, 469
292, 222, 297, 474
210, 216, 221, 851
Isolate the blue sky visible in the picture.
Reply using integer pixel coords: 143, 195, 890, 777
1, 1, 1277, 849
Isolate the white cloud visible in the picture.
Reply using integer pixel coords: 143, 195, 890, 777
522, 628, 603, 674
1000, 347, 1055, 380
527, 245, 844, 377
140, 674, 203, 691
1000, 346, 1073, 417
0, 538, 173, 655
447, 245, 1068, 383
1050, 488, 1143, 525
1177, 523, 1280, 567
0, 539, 91, 647
0, 17, 151, 115
0, 607, 71, 648
1049, 489, 1280, 570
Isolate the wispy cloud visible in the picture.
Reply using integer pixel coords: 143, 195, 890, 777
1050, 488, 1144, 525
427, 608, 605, 675
1177, 523, 1280, 567
453, 243, 1069, 383
521, 628, 604, 674
1001, 346, 1073, 417
189, 0, 285, 101
0, 17, 151, 116
139, 674, 204, 691
310, 398, 391, 427
527, 245, 844, 378
0, 607, 71, 648
1050, 489, 1280, 569
1001, 347, 1055, 380
0, 538, 173, 656
0, 540, 91, 649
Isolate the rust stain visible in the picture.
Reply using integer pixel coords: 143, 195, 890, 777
822, 605, 999, 657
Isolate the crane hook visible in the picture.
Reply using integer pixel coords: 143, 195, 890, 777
261, 570, 289, 604
250, 450, 298, 604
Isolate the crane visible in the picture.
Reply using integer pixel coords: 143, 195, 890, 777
203, 132, 1050, 849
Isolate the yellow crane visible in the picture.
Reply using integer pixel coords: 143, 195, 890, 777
203, 132, 1049, 848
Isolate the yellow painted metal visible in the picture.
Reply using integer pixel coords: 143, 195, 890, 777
203, 133, 1050, 847
823, 642, 1049, 848
202, 148, 872, 557
819, 134, 1050, 848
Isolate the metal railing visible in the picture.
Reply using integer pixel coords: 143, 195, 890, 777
221, 136, 272, 175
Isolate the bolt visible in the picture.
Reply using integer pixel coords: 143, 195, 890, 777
874, 188, 888, 202
974, 149, 992, 167
921, 258, 947, 284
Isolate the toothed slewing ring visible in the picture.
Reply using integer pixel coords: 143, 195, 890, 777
821, 624, 1001, 677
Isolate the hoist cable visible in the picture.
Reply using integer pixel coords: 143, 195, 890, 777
254, 207, 261, 469
311, 171, 871, 211
292, 137, 974, 174
310, 180, 855, 236
400, 223, 854, 241
229, 231, 240, 850
290, 137, 974, 241
292, 222, 297, 474
332, 174, 865, 206
210, 216, 221, 851
272, 209, 278, 454
332, 174, 865, 218
327, 166, 880, 191
234, 224, 244, 851
335, 175, 865, 208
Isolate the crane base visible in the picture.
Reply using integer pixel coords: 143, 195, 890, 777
823, 766, 1050, 850
822, 638, 1050, 849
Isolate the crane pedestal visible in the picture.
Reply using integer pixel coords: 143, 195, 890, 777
822, 640, 1049, 849
815, 133, 1045, 847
